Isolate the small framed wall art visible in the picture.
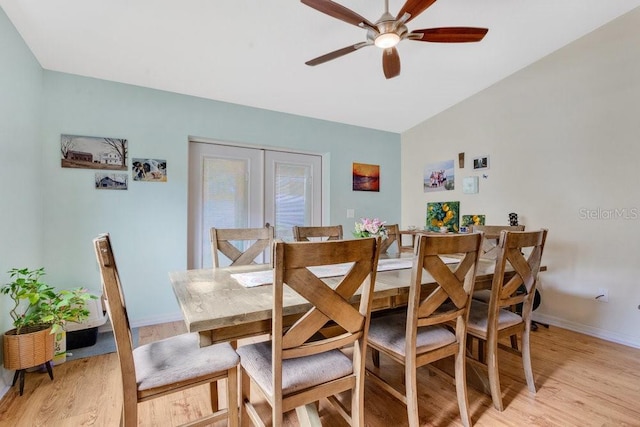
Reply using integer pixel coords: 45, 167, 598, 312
461, 214, 486, 227
352, 162, 380, 192
472, 155, 490, 170
132, 158, 167, 182
463, 176, 479, 194
95, 173, 128, 190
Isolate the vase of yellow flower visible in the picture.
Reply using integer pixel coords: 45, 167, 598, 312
353, 218, 388, 239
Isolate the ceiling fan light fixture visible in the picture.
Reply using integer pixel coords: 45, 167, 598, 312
374, 32, 400, 49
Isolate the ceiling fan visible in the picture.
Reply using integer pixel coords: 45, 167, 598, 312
302, 0, 488, 79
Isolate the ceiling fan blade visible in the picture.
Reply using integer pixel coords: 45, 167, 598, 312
382, 47, 401, 79
301, 0, 376, 30
410, 27, 489, 43
396, 0, 437, 23
305, 42, 370, 66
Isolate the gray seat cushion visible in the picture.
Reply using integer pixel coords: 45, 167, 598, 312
467, 300, 523, 334
367, 312, 456, 357
472, 289, 492, 303
237, 341, 353, 396
133, 333, 239, 391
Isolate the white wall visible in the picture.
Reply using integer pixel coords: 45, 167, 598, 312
402, 8, 640, 347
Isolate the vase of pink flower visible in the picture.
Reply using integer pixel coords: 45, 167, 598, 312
353, 218, 388, 239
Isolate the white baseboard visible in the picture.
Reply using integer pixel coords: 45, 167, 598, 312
533, 313, 640, 349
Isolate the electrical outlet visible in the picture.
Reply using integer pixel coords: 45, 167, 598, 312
346, 209, 354, 218
596, 288, 609, 303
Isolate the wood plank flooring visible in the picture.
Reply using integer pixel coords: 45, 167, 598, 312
1, 323, 638, 426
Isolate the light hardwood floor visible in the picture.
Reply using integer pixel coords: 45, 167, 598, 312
1, 322, 639, 426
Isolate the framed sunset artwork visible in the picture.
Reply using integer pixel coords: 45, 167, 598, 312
352, 162, 380, 192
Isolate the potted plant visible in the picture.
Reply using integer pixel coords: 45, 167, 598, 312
2, 267, 96, 374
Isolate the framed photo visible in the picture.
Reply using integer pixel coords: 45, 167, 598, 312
423, 159, 455, 192
472, 155, 490, 170
352, 162, 380, 192
95, 173, 128, 190
61, 134, 128, 170
132, 158, 167, 182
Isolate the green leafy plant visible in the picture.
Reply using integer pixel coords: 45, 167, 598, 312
1, 267, 97, 335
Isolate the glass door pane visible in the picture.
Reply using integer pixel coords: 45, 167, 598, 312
188, 143, 263, 268
265, 151, 322, 241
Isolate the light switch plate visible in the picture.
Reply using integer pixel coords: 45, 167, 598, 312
463, 176, 479, 194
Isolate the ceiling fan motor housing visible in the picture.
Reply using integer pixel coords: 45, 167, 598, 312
367, 12, 409, 46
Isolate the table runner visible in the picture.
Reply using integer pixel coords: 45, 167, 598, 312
230, 256, 459, 288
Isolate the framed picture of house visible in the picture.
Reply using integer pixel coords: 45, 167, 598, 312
61, 134, 128, 170
95, 173, 128, 190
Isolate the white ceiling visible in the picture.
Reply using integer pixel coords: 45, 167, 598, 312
2, 0, 640, 133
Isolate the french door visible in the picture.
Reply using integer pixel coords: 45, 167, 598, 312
188, 141, 322, 268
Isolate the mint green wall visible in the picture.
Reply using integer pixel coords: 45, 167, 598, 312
0, 0, 399, 334
0, 10, 43, 327
0, 8, 43, 385
40, 72, 400, 324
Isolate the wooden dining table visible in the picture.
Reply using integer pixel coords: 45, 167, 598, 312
169, 255, 521, 347
170, 253, 546, 424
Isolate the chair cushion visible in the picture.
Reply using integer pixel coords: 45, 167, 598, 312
367, 312, 456, 357
133, 333, 239, 391
237, 341, 353, 396
472, 289, 492, 303
467, 301, 523, 334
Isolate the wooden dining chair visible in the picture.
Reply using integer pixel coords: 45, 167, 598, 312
366, 232, 482, 427
471, 224, 525, 260
398, 229, 418, 253
466, 229, 548, 411
237, 237, 381, 427
211, 226, 275, 268
470, 224, 526, 350
292, 224, 343, 242
93, 233, 240, 427
379, 223, 401, 254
